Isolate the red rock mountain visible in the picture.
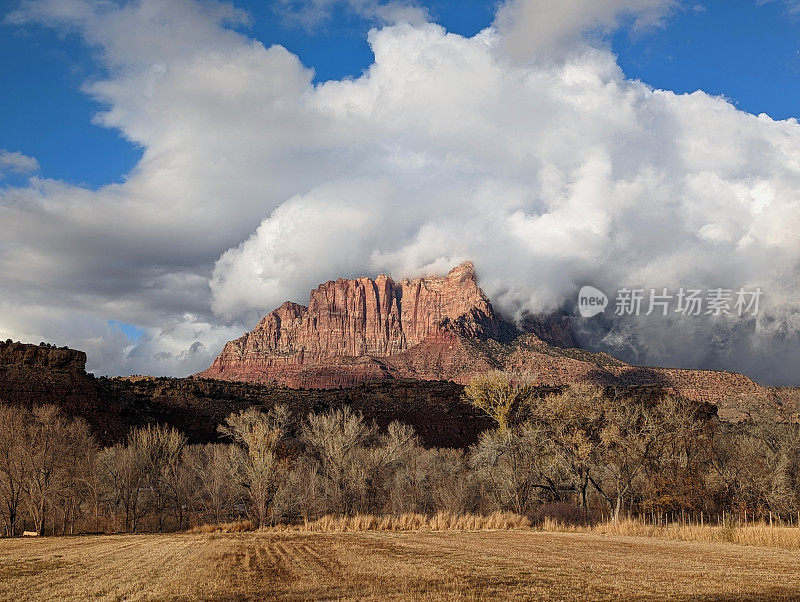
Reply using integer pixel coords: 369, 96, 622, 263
199, 262, 504, 387
197, 262, 771, 413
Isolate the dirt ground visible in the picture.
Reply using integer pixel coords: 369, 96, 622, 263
2, 529, 800, 600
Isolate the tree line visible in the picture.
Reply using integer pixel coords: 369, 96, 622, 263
1, 374, 799, 535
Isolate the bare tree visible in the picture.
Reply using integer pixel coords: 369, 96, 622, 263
219, 406, 289, 527
0, 405, 26, 536
19, 406, 93, 535
53, 418, 96, 535
363, 421, 420, 513
470, 421, 570, 515
7, 387, 800, 532
274, 454, 327, 522
528, 386, 609, 511
597, 399, 657, 521
463, 371, 534, 431
712, 415, 800, 520
78, 440, 104, 533
185, 443, 242, 525
427, 449, 479, 515
98, 442, 145, 532
301, 406, 376, 515
644, 395, 715, 515
127, 424, 187, 532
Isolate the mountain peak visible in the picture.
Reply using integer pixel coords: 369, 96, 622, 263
197, 262, 507, 387
447, 260, 475, 279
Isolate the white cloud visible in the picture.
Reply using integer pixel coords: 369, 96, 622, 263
0, 150, 39, 178
494, 0, 677, 62
0, 300, 242, 377
2, 0, 800, 384
273, 0, 428, 29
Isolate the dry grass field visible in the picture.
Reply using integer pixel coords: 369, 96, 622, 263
2, 529, 800, 601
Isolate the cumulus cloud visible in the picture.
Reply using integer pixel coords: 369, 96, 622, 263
0, 150, 39, 178
2, 0, 800, 384
0, 299, 241, 376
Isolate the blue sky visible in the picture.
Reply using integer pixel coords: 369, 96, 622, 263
2, 0, 800, 189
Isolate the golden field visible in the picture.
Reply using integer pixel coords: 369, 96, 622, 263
3, 527, 800, 600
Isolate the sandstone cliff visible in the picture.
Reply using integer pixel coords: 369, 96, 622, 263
198, 261, 511, 386
197, 262, 776, 412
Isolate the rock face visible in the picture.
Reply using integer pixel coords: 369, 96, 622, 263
197, 262, 781, 411
0, 340, 117, 439
0, 341, 86, 372
199, 262, 511, 387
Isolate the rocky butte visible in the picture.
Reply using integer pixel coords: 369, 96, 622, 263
197, 262, 777, 417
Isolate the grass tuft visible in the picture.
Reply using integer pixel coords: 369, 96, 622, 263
189, 520, 256, 533
541, 517, 800, 548
270, 511, 531, 533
